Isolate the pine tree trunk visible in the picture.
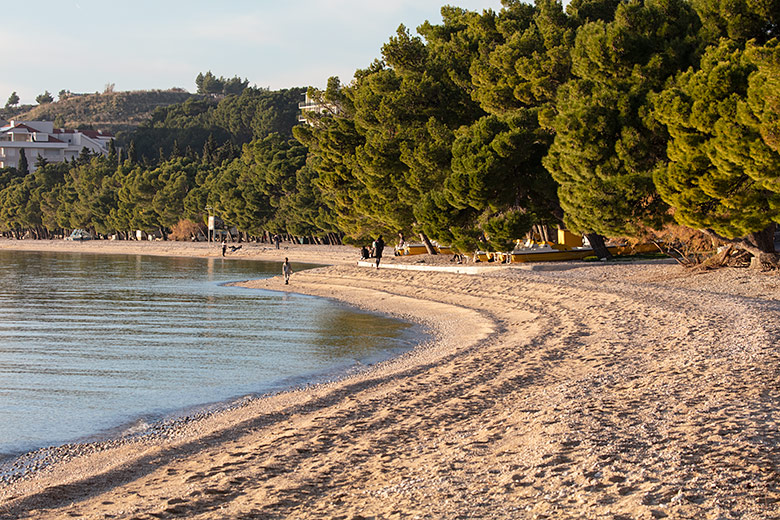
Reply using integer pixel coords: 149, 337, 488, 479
585, 233, 612, 260
747, 223, 779, 269
703, 224, 778, 269
534, 224, 551, 243
419, 232, 438, 255
748, 224, 777, 253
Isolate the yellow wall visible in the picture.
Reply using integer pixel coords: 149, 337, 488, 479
557, 229, 583, 247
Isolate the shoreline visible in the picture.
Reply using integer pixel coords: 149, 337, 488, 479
0, 238, 361, 266
0, 304, 425, 482
0, 240, 779, 518
0, 243, 425, 478
0, 243, 498, 519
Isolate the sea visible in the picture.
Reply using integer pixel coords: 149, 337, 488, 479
0, 250, 419, 460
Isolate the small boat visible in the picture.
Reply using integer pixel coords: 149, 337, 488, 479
508, 245, 596, 263
397, 243, 428, 255
486, 239, 659, 264
396, 243, 455, 256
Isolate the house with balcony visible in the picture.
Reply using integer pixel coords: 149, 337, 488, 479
298, 93, 341, 124
0, 120, 114, 171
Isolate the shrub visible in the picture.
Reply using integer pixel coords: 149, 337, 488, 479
170, 219, 206, 241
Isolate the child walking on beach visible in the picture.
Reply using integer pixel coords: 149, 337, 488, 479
282, 257, 292, 284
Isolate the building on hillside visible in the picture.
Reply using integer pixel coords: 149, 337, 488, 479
298, 93, 341, 124
0, 120, 114, 171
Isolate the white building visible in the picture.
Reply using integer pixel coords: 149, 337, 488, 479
298, 93, 341, 124
0, 120, 114, 171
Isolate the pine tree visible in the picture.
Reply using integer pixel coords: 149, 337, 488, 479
35, 154, 49, 169
651, 39, 780, 263
5, 91, 19, 108
195, 72, 205, 94
107, 139, 118, 166
77, 147, 93, 165
35, 91, 53, 104
543, 0, 701, 244
127, 140, 137, 164
17, 148, 28, 175
202, 134, 217, 164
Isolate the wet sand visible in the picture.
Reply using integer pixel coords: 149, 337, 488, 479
0, 240, 779, 519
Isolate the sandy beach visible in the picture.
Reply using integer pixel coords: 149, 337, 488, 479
1, 239, 779, 519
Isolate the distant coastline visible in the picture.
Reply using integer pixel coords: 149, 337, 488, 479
0, 238, 360, 266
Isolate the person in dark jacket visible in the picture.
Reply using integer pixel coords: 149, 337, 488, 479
282, 257, 292, 284
373, 235, 385, 268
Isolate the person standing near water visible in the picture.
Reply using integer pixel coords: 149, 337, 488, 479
373, 235, 385, 268
221, 239, 227, 257
282, 257, 292, 284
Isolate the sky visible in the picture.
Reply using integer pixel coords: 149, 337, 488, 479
3, 0, 503, 105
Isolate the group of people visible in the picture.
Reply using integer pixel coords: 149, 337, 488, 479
225, 233, 388, 287
360, 235, 385, 268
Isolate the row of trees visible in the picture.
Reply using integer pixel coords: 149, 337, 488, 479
0, 82, 323, 243
195, 72, 251, 96
0, 136, 333, 243
296, 0, 779, 262
3, 91, 52, 107
1, 0, 778, 264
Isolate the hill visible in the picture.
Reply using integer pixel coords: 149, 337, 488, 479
0, 89, 198, 135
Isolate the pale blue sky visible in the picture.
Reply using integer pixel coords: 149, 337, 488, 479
3, 0, 503, 105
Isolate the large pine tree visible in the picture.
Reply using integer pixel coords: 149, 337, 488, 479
652, 39, 780, 264
543, 0, 701, 248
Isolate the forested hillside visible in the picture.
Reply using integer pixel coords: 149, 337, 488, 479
1, 0, 778, 266
128, 87, 305, 162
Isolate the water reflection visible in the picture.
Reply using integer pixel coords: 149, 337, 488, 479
0, 250, 418, 457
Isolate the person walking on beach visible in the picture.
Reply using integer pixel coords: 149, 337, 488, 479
221, 239, 227, 257
373, 235, 385, 268
282, 257, 292, 284
274, 234, 281, 249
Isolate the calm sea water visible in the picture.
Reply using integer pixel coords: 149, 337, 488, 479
0, 250, 418, 458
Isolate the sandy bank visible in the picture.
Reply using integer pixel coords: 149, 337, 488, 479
0, 241, 779, 519
0, 238, 361, 266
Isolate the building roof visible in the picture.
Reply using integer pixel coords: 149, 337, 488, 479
0, 121, 114, 139
0, 123, 65, 143
1, 123, 39, 133
53, 128, 114, 138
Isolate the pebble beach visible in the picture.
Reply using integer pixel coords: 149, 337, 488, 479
0, 239, 779, 519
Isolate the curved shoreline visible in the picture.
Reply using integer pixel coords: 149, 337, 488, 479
0, 241, 779, 519
0, 250, 433, 483
0, 252, 413, 472
0, 259, 498, 519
